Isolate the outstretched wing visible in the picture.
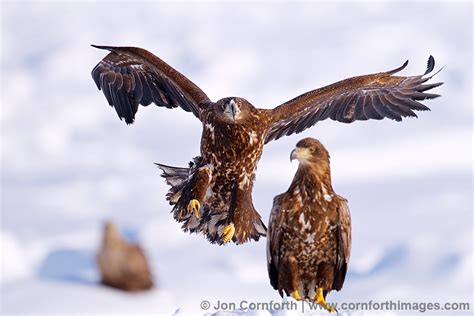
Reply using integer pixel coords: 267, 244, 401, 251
265, 56, 443, 143
91, 45, 211, 124
332, 197, 351, 291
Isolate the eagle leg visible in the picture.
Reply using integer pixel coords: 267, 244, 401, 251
186, 166, 212, 219
187, 199, 201, 218
222, 223, 235, 243
288, 256, 301, 299
315, 288, 335, 313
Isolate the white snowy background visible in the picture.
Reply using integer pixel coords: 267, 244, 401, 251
1, 1, 472, 315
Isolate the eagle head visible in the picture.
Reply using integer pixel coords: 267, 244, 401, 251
216, 97, 253, 123
290, 138, 330, 166
102, 221, 122, 246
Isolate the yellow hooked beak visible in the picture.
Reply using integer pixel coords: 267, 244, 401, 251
290, 147, 311, 162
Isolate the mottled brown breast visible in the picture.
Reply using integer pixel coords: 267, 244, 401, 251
199, 108, 269, 209
281, 182, 340, 279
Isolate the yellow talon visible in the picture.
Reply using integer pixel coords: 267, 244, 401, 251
187, 199, 200, 218
222, 223, 235, 243
316, 288, 324, 304
315, 288, 335, 313
292, 290, 300, 300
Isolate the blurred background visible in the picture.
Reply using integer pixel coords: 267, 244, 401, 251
1, 1, 472, 315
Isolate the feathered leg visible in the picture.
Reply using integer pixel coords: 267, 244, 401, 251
289, 256, 301, 300
314, 264, 336, 313
278, 255, 301, 300
224, 186, 266, 244
186, 166, 212, 218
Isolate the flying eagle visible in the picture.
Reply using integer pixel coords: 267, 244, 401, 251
267, 138, 350, 312
96, 221, 154, 291
91, 45, 442, 244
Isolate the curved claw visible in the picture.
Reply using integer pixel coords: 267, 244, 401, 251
222, 223, 235, 243
187, 199, 201, 218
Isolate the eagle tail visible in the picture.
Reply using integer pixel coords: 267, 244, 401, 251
156, 158, 266, 245
155, 162, 190, 204
155, 156, 202, 213
244, 210, 267, 244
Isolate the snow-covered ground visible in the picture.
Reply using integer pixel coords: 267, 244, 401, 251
1, 1, 472, 315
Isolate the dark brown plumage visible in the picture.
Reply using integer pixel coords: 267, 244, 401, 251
91, 45, 442, 245
96, 221, 153, 292
267, 138, 350, 311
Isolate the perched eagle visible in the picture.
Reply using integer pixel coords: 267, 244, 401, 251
91, 45, 442, 244
267, 138, 350, 312
96, 221, 154, 292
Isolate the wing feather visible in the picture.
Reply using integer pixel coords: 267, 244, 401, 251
265, 56, 443, 143
91, 45, 211, 124
372, 94, 401, 121
267, 195, 284, 291
332, 197, 351, 291
363, 94, 384, 120
353, 95, 368, 120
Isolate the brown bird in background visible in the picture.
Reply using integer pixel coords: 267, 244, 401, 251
267, 138, 351, 312
96, 221, 154, 292
91, 45, 441, 245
